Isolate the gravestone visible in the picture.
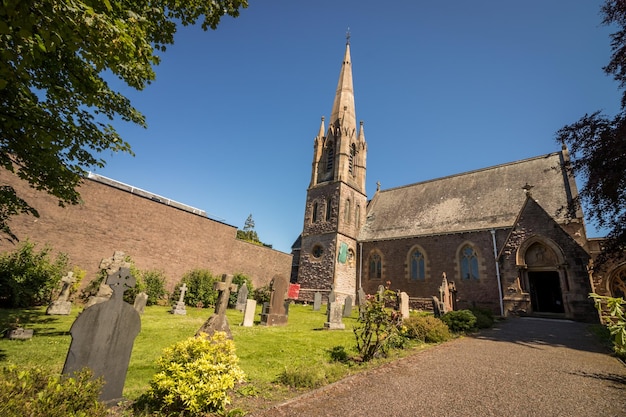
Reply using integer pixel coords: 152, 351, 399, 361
324, 301, 345, 330
170, 283, 187, 315
260, 274, 289, 326
343, 295, 353, 317
5, 327, 33, 340
196, 274, 238, 338
438, 272, 457, 313
356, 287, 367, 320
242, 299, 257, 327
313, 292, 322, 311
63, 267, 141, 403
326, 286, 336, 314
399, 292, 410, 319
235, 282, 249, 312
432, 296, 443, 318
85, 251, 130, 308
377, 284, 385, 300
133, 292, 148, 315
46, 271, 75, 315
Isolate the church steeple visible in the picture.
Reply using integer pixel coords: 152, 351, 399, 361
329, 40, 356, 136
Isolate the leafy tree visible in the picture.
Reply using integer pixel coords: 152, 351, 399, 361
0, 0, 248, 242
556, 0, 626, 263
236, 214, 262, 245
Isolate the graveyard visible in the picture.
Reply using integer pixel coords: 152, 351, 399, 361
0, 298, 435, 415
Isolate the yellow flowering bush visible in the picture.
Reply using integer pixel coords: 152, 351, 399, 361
143, 332, 245, 416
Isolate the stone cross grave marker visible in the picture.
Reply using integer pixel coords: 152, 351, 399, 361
326, 286, 336, 314
85, 251, 129, 308
196, 274, 238, 338
235, 282, 249, 312
260, 274, 289, 326
46, 271, 75, 315
171, 283, 187, 315
62, 266, 141, 403
324, 301, 345, 330
313, 291, 322, 311
343, 295, 353, 317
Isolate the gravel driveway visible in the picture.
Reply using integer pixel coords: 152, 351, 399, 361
254, 317, 626, 417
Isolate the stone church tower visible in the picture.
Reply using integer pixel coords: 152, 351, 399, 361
295, 39, 367, 303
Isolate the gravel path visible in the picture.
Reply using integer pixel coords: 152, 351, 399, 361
254, 317, 626, 417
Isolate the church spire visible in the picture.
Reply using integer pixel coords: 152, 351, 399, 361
329, 39, 356, 135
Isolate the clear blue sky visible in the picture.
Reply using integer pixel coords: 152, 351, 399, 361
97, 1, 619, 253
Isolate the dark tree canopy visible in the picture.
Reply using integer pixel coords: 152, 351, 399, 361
556, 0, 626, 264
0, 0, 248, 241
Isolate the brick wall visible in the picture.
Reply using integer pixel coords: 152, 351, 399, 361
0, 171, 292, 292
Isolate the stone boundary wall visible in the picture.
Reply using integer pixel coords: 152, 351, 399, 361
0, 170, 292, 292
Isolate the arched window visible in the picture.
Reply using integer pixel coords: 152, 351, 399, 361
312, 202, 318, 223
325, 198, 332, 221
460, 245, 479, 280
349, 143, 356, 175
344, 199, 351, 223
326, 142, 334, 173
610, 267, 626, 299
369, 253, 382, 279
410, 248, 425, 281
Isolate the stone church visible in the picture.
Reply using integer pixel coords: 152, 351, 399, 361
290, 40, 623, 321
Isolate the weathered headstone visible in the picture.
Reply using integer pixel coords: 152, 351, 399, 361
63, 267, 141, 403
235, 282, 249, 312
432, 295, 443, 318
85, 251, 130, 308
46, 271, 75, 315
5, 327, 33, 340
242, 299, 256, 327
133, 292, 148, 315
260, 274, 289, 326
399, 292, 410, 319
170, 283, 187, 315
196, 274, 238, 338
439, 272, 457, 313
324, 301, 345, 330
377, 284, 385, 300
313, 291, 322, 311
343, 295, 353, 317
326, 286, 336, 314
356, 287, 367, 319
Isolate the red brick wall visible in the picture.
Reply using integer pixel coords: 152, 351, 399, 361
0, 171, 292, 292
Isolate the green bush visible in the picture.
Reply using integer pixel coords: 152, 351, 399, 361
253, 283, 271, 304
0, 365, 107, 417
141, 269, 168, 306
471, 307, 495, 329
0, 241, 69, 308
591, 293, 626, 360
276, 362, 346, 389
403, 315, 451, 343
174, 269, 218, 307
442, 310, 477, 333
139, 332, 245, 416
353, 290, 403, 361
228, 273, 253, 308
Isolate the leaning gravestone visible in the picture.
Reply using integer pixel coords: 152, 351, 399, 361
324, 301, 345, 330
170, 283, 187, 315
242, 299, 257, 327
46, 271, 75, 315
343, 295, 353, 317
85, 251, 130, 308
63, 267, 141, 403
313, 291, 322, 311
235, 282, 249, 312
133, 292, 148, 315
196, 274, 238, 338
260, 274, 289, 326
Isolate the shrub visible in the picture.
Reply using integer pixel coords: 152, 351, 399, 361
327, 345, 350, 363
253, 284, 271, 304
174, 269, 218, 307
141, 269, 168, 306
353, 290, 403, 361
403, 315, 451, 343
442, 310, 477, 333
471, 307, 495, 329
0, 365, 107, 417
139, 332, 245, 416
591, 293, 626, 359
276, 362, 346, 389
228, 273, 253, 308
0, 241, 69, 308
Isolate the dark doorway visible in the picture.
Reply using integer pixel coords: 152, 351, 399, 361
529, 271, 564, 313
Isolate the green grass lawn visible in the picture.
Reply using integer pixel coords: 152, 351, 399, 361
0, 303, 427, 414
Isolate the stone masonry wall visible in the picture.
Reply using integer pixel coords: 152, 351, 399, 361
0, 171, 292, 292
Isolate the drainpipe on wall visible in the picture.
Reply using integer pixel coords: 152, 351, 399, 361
491, 229, 504, 316
358, 242, 363, 290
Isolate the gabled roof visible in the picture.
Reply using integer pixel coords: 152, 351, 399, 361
359, 151, 573, 241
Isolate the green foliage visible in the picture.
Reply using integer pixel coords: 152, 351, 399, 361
276, 362, 346, 389
0, 241, 68, 308
327, 345, 350, 363
470, 307, 495, 329
0, 0, 248, 242
353, 290, 403, 362
253, 284, 271, 304
403, 315, 451, 343
69, 266, 86, 298
139, 332, 245, 416
441, 310, 477, 333
228, 273, 253, 308
141, 269, 168, 306
175, 269, 218, 308
0, 365, 107, 417
590, 293, 626, 359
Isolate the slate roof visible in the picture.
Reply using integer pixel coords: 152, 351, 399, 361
359, 151, 573, 241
